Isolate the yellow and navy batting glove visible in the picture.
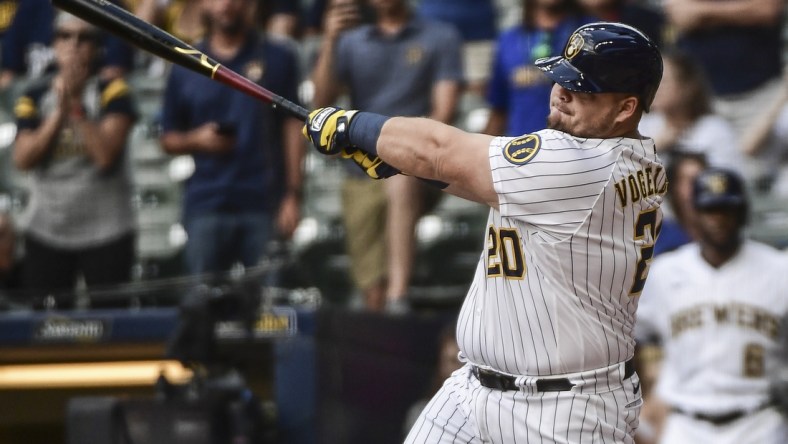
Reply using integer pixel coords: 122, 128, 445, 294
303, 107, 358, 156
340, 147, 400, 180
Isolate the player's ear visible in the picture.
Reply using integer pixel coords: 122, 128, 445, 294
613, 95, 639, 125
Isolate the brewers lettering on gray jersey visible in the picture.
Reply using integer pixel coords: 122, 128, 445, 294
457, 129, 666, 376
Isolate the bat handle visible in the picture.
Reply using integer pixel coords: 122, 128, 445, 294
213, 66, 309, 121
272, 96, 310, 121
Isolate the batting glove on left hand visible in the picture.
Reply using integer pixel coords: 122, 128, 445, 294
341, 147, 400, 179
303, 107, 357, 156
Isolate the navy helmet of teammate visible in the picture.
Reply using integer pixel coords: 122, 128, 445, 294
693, 167, 748, 219
691, 168, 750, 264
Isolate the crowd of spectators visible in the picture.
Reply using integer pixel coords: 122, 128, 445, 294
0, 0, 781, 307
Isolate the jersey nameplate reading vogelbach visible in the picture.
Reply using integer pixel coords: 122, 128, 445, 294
613, 165, 666, 207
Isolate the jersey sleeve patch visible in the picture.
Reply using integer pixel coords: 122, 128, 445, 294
502, 134, 541, 165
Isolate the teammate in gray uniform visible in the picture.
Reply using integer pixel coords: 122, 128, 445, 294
636, 168, 788, 444
306, 22, 664, 443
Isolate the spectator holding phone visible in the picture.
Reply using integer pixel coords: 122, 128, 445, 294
160, 0, 304, 277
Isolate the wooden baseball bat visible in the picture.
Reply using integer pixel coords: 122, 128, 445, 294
51, 0, 309, 121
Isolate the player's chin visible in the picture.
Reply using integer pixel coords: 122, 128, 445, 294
548, 115, 588, 137
546, 112, 568, 133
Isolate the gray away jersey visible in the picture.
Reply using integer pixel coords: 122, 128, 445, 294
457, 129, 666, 376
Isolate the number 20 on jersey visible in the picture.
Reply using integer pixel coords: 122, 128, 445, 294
486, 226, 526, 279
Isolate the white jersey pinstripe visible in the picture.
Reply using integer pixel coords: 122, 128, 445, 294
457, 129, 666, 376
405, 130, 664, 444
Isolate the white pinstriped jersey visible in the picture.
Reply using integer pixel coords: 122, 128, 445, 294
457, 129, 666, 376
637, 241, 788, 415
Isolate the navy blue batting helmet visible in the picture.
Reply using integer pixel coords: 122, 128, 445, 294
692, 168, 748, 210
535, 22, 663, 111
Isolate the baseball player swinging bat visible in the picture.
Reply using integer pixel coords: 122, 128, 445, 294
50, 0, 309, 121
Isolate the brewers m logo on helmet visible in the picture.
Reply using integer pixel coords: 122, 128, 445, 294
565, 33, 584, 59
503, 134, 541, 165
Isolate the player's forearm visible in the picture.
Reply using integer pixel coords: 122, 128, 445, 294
376, 117, 498, 206
376, 117, 453, 179
305, 108, 498, 205
13, 109, 66, 170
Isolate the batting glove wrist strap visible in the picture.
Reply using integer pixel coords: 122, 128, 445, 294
347, 112, 389, 156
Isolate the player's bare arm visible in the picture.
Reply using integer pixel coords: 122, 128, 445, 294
377, 117, 497, 207
303, 108, 499, 207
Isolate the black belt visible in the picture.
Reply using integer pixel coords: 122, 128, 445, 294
472, 359, 635, 392
672, 403, 771, 426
